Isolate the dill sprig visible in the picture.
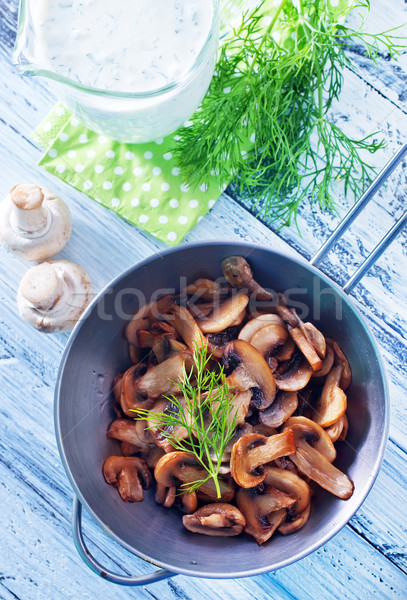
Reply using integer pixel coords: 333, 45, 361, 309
132, 343, 238, 498
173, 0, 405, 227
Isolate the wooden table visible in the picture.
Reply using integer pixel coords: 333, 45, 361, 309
1, 1, 406, 598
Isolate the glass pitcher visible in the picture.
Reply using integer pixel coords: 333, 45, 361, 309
13, 0, 220, 143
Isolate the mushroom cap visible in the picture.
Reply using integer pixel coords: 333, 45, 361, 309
103, 456, 152, 502
274, 350, 313, 391
223, 339, 276, 410
197, 292, 249, 333
154, 451, 234, 501
258, 390, 298, 429
221, 256, 275, 301
238, 314, 284, 342
230, 430, 296, 488
17, 259, 93, 333
182, 503, 246, 536
0, 184, 71, 261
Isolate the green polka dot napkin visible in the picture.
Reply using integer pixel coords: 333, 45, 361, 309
33, 105, 227, 245
32, 0, 347, 246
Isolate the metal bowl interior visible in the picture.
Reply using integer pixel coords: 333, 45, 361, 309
55, 241, 388, 579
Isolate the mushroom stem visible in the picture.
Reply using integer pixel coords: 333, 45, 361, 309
9, 184, 51, 237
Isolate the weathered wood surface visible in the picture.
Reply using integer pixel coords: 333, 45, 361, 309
0, 0, 406, 599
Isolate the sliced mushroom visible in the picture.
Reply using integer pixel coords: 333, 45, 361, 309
312, 344, 335, 378
154, 451, 234, 501
103, 456, 152, 502
181, 491, 198, 514
120, 441, 140, 457
236, 485, 295, 545
263, 466, 311, 516
249, 324, 288, 358
183, 504, 245, 536
274, 350, 313, 392
278, 504, 311, 535
107, 418, 154, 450
197, 292, 249, 333
155, 482, 176, 507
238, 314, 284, 342
287, 325, 322, 371
134, 351, 194, 406
184, 278, 229, 301
302, 322, 326, 359
223, 339, 276, 410
283, 416, 336, 462
275, 336, 296, 361
327, 339, 352, 390
230, 430, 296, 488
221, 256, 276, 302
258, 391, 298, 428
325, 414, 349, 443
282, 417, 353, 499
166, 304, 206, 351
314, 380, 347, 429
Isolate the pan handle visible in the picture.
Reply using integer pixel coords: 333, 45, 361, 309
310, 142, 407, 294
72, 496, 175, 586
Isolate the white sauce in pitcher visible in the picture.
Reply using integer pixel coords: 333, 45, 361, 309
37, 0, 213, 92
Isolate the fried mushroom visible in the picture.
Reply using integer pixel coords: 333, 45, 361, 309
230, 430, 296, 488
183, 503, 246, 536
103, 456, 152, 502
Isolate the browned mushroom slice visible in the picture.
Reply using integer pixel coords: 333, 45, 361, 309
180, 491, 198, 514
314, 384, 347, 428
283, 416, 336, 462
197, 293, 249, 333
312, 344, 335, 378
155, 482, 177, 507
249, 324, 288, 358
238, 314, 284, 342
263, 466, 311, 516
154, 451, 234, 501
146, 397, 190, 453
278, 504, 311, 535
259, 391, 298, 428
183, 504, 246, 536
136, 351, 194, 403
236, 486, 295, 545
223, 339, 276, 410
221, 256, 276, 302
125, 302, 152, 346
327, 339, 352, 390
107, 418, 154, 451
287, 325, 322, 371
166, 304, 206, 351
103, 456, 152, 502
184, 278, 229, 301
274, 336, 296, 361
282, 417, 353, 499
274, 351, 313, 392
325, 413, 349, 443
276, 305, 299, 327
231, 431, 296, 488
302, 322, 326, 359
120, 364, 150, 416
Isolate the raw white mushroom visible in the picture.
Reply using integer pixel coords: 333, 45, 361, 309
17, 260, 93, 332
0, 184, 71, 261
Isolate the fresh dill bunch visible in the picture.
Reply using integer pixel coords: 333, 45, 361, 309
132, 343, 238, 498
173, 0, 405, 227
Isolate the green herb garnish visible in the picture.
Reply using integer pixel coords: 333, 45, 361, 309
133, 343, 238, 498
174, 0, 404, 227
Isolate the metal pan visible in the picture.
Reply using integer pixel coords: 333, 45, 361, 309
54, 143, 407, 586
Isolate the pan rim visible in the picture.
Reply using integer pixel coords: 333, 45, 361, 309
54, 240, 389, 579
